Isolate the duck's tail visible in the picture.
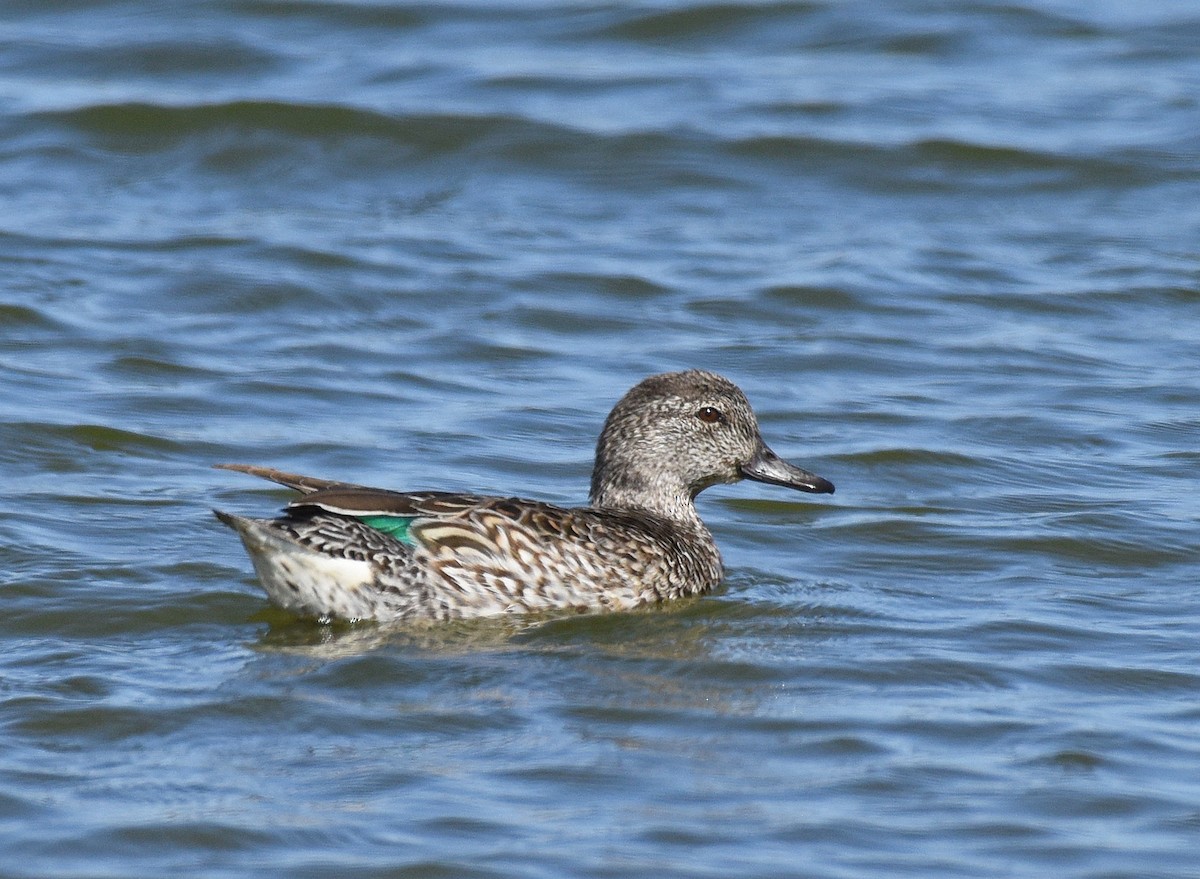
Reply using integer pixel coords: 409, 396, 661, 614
214, 510, 378, 621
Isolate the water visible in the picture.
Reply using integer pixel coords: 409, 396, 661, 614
2, 1, 1199, 876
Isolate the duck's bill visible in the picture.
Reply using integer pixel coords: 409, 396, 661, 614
740, 445, 835, 494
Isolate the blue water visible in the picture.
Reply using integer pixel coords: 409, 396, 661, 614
2, 1, 1199, 876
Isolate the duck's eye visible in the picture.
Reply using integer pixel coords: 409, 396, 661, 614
696, 406, 724, 424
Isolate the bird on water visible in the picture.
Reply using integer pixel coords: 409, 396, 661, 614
215, 370, 834, 622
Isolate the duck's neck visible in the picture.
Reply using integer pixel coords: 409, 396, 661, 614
589, 468, 707, 531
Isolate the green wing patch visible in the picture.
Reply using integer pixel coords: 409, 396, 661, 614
358, 515, 417, 546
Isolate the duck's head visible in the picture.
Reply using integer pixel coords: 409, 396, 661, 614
589, 370, 834, 519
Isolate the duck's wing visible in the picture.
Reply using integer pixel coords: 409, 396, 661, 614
215, 465, 501, 515
219, 464, 636, 560
214, 463, 370, 494
279, 486, 497, 547
218, 463, 497, 543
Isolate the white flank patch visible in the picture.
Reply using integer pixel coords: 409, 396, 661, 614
226, 515, 377, 619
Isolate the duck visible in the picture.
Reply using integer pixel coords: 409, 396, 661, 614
214, 369, 833, 622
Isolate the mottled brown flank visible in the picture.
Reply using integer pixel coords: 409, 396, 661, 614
216, 369, 830, 622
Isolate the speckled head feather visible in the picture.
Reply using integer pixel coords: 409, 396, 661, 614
215, 370, 834, 623
592, 370, 768, 517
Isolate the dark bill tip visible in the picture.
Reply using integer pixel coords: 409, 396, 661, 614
740, 445, 835, 494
